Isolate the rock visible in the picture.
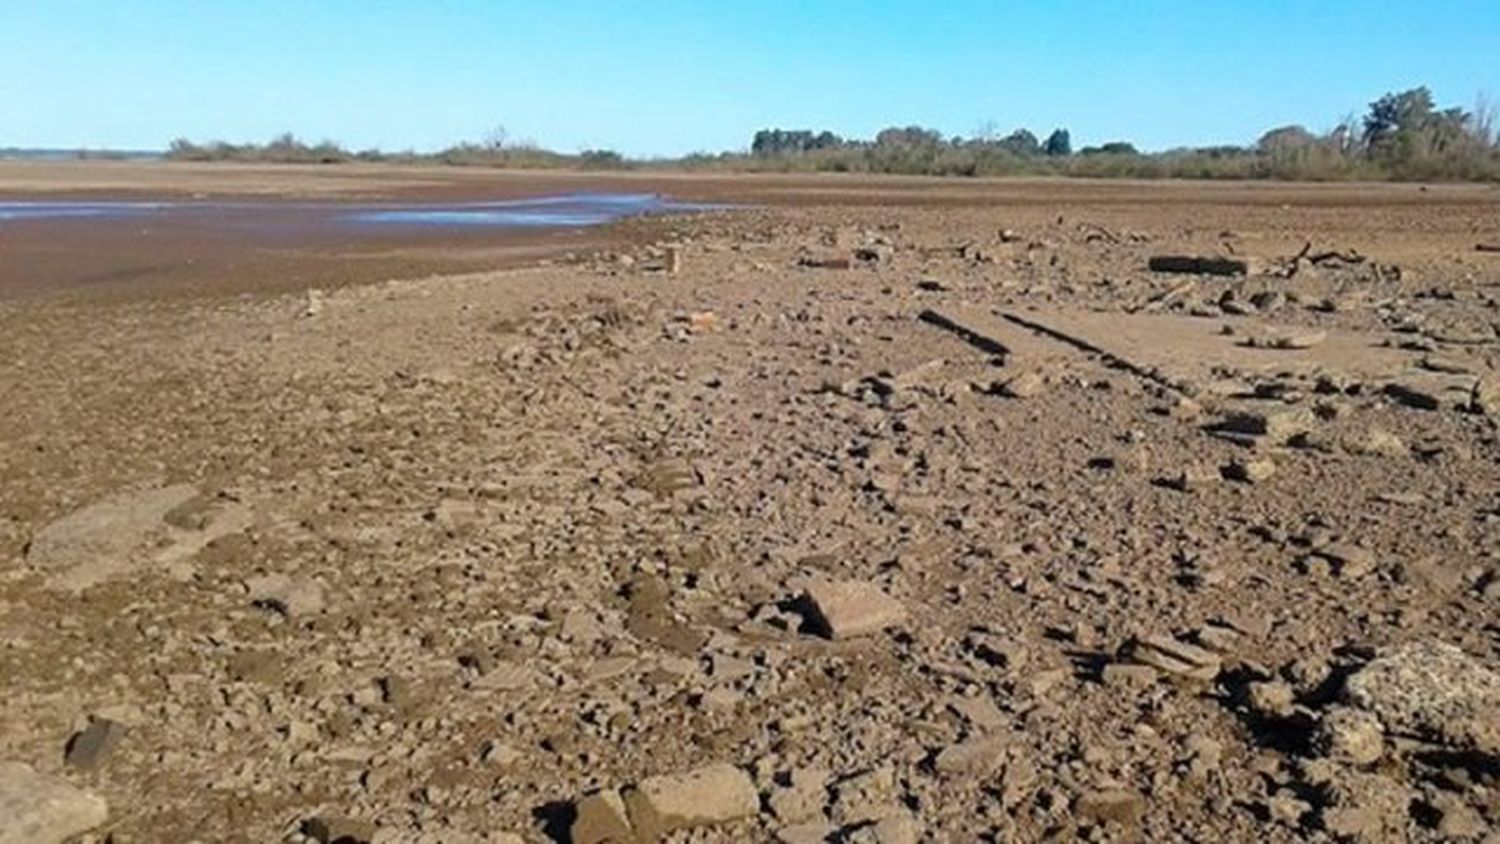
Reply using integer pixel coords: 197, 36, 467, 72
948, 695, 1008, 731
622, 763, 759, 840
1470, 376, 1499, 415
301, 815, 375, 843
768, 767, 829, 823
997, 372, 1045, 399
1247, 681, 1297, 719
26, 486, 252, 589
1224, 457, 1276, 484
1164, 463, 1220, 492
1247, 330, 1327, 350
1344, 428, 1407, 458
1383, 381, 1442, 411
571, 788, 633, 844
776, 821, 835, 844
1075, 788, 1145, 826
932, 737, 1007, 777
1314, 707, 1384, 765
246, 573, 327, 617
830, 767, 897, 826
1125, 635, 1222, 681
800, 580, 907, 640
1425, 792, 1484, 839
0, 761, 109, 844
1317, 770, 1413, 844
1305, 543, 1376, 579
1148, 255, 1251, 276
64, 718, 127, 771
1180, 733, 1223, 781
686, 310, 718, 333
799, 253, 852, 270
1215, 408, 1312, 442
26, 485, 194, 578
301, 815, 375, 844
1343, 641, 1500, 753
1265, 791, 1312, 825
846, 812, 920, 844
302, 288, 325, 318
1393, 555, 1465, 596
1101, 663, 1159, 689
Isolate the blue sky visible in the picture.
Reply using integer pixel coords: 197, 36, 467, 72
2, 1, 1496, 156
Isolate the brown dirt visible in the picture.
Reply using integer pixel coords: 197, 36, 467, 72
2, 163, 1500, 843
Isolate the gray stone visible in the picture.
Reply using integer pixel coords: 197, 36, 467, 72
64, 718, 127, 771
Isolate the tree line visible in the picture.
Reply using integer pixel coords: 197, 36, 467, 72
160, 87, 1499, 182
165, 130, 628, 170
732, 88, 1498, 180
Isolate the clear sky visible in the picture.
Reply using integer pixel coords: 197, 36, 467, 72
2, 0, 1496, 156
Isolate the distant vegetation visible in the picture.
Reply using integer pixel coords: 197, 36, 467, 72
158, 87, 1500, 182
166, 128, 628, 170
720, 88, 1498, 181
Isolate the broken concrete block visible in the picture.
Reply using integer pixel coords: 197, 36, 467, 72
623, 763, 759, 840
801, 580, 908, 640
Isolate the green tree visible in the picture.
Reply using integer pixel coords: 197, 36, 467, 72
1044, 128, 1072, 156
1363, 88, 1436, 150
997, 129, 1041, 157
1256, 125, 1316, 155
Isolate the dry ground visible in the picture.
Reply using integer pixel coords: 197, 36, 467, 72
2, 164, 1499, 843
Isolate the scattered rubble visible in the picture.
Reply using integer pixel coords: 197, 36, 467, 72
3, 175, 1497, 842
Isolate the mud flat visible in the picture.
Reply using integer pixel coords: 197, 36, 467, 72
2, 162, 1500, 842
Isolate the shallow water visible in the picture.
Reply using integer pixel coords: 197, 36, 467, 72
0, 200, 169, 221
0, 192, 709, 229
